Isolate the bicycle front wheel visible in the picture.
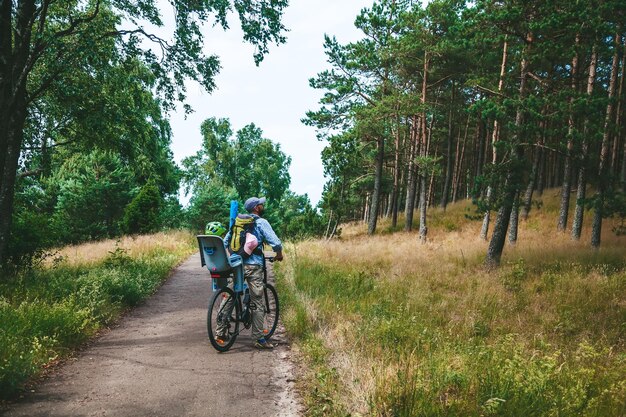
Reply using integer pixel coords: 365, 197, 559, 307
207, 287, 240, 352
262, 284, 280, 340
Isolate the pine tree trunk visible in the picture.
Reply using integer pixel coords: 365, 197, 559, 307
481, 38, 508, 240
473, 119, 486, 199
611, 39, 625, 176
397, 141, 406, 220
368, 137, 385, 235
380, 190, 393, 219
480, 195, 491, 240
522, 118, 545, 219
552, 152, 561, 189
572, 49, 596, 240
537, 145, 546, 196
451, 128, 462, 203
428, 154, 437, 208
419, 52, 429, 240
546, 152, 553, 190
329, 220, 339, 240
452, 115, 469, 203
558, 37, 580, 231
324, 209, 333, 239
381, 193, 386, 218
404, 116, 419, 231
414, 171, 421, 210
622, 132, 626, 189
441, 89, 455, 210
486, 202, 512, 269
521, 161, 536, 221
418, 173, 428, 240
572, 143, 589, 240
390, 117, 401, 226
486, 33, 531, 268
618, 42, 626, 190
521, 147, 539, 219
509, 191, 520, 245
456, 123, 468, 202
468, 116, 483, 198
591, 35, 620, 248
615, 40, 626, 190
483, 124, 492, 179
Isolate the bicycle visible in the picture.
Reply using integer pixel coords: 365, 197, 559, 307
207, 256, 280, 352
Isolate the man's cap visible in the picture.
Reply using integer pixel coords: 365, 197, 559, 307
245, 197, 266, 212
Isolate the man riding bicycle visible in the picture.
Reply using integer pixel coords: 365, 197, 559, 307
223, 196, 283, 349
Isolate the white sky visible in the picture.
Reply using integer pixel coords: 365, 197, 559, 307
167, 1, 373, 206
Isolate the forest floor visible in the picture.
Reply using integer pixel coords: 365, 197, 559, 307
1, 254, 300, 417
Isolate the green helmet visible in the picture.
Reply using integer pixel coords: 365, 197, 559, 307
205, 221, 227, 237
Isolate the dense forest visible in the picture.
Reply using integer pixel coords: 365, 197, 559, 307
307, 0, 626, 266
2, 0, 626, 271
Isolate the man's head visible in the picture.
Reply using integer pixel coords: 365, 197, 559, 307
245, 196, 266, 215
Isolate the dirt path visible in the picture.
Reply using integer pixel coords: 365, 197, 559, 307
1, 254, 300, 417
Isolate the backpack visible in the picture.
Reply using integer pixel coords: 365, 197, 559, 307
229, 214, 262, 258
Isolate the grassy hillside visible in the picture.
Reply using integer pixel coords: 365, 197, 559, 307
0, 231, 196, 399
276, 192, 626, 416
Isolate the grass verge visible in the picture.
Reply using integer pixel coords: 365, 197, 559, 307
275, 249, 350, 417
0, 231, 195, 399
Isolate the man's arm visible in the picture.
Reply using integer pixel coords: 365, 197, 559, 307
257, 219, 283, 261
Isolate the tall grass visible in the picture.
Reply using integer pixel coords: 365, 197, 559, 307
0, 231, 195, 399
276, 192, 626, 416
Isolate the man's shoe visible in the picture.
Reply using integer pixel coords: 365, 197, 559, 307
216, 334, 230, 346
254, 338, 274, 350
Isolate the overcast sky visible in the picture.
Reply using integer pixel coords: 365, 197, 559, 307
168, 1, 373, 206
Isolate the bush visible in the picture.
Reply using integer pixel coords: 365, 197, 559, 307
6, 209, 55, 268
4, 176, 56, 268
51, 150, 134, 243
123, 183, 163, 234
184, 181, 236, 233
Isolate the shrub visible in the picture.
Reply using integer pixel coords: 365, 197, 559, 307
123, 183, 163, 234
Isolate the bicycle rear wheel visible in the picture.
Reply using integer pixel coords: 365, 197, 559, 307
207, 287, 240, 352
262, 284, 279, 340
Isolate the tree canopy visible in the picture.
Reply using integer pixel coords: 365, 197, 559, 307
182, 116, 323, 239
1, 0, 289, 265
308, 0, 626, 265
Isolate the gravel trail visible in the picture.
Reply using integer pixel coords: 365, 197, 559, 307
2, 254, 299, 417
